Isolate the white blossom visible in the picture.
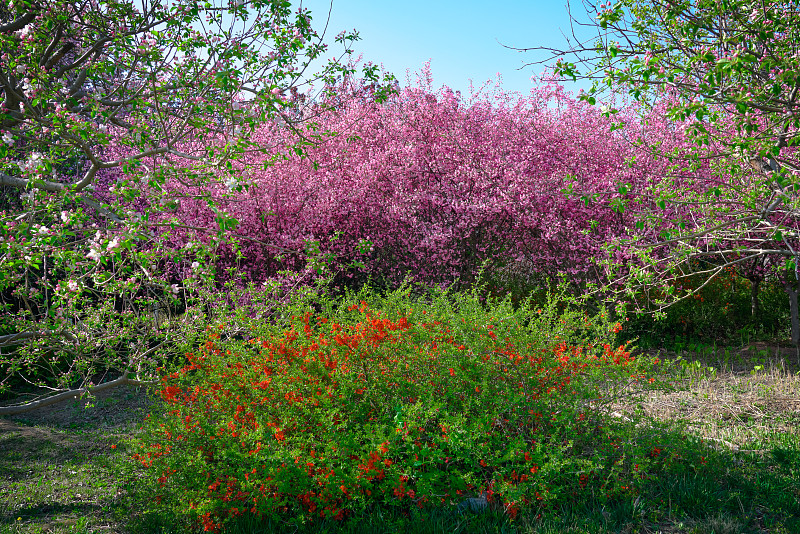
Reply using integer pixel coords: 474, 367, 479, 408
21, 152, 43, 174
2, 132, 13, 145
86, 248, 102, 261
15, 24, 32, 39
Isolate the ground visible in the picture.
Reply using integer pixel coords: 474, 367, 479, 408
1, 344, 798, 533
0, 386, 155, 534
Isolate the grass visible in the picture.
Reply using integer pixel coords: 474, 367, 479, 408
0, 388, 153, 534
1, 349, 798, 534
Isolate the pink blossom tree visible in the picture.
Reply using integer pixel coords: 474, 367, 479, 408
166, 72, 683, 302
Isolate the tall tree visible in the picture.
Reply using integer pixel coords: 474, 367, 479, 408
521, 0, 800, 352
0, 0, 392, 412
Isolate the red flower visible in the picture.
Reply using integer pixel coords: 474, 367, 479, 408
449, 368, 455, 377
201, 512, 217, 532
160, 385, 181, 403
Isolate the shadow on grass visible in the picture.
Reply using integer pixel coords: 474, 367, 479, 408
0, 423, 121, 482
0, 418, 139, 532
0, 502, 103, 524
125, 421, 800, 534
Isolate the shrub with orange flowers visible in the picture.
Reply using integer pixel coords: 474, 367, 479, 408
133, 283, 661, 532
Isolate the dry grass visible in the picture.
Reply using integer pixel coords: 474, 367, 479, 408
615, 345, 800, 454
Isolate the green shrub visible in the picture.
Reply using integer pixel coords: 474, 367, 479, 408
625, 269, 790, 349
133, 284, 663, 532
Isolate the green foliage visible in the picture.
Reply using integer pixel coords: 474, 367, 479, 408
624, 269, 790, 349
131, 283, 664, 532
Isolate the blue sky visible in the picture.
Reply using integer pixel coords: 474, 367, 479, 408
298, 0, 597, 97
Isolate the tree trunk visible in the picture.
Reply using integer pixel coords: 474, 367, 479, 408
785, 284, 800, 365
749, 277, 761, 318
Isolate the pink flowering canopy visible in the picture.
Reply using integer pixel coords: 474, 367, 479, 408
150, 71, 695, 295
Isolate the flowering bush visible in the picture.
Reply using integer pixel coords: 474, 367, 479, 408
134, 284, 662, 531
151, 72, 696, 294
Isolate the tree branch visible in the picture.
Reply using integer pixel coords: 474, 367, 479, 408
0, 12, 37, 34
0, 172, 66, 192
0, 329, 77, 348
0, 372, 156, 416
